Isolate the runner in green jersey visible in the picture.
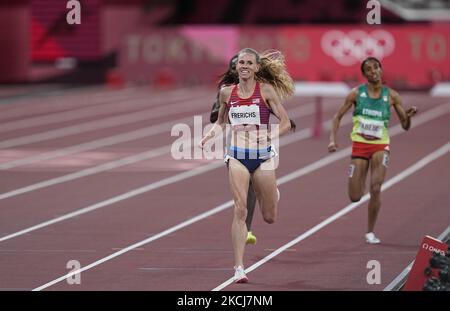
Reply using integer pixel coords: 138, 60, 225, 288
328, 57, 417, 244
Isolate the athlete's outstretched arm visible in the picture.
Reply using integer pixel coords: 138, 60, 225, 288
390, 89, 417, 131
328, 88, 357, 152
200, 86, 231, 148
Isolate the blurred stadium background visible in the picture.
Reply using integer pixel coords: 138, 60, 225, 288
0, 0, 449, 91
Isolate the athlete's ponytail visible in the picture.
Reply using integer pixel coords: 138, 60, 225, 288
257, 49, 295, 100
235, 48, 295, 100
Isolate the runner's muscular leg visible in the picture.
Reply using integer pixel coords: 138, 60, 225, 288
251, 166, 278, 224
367, 151, 388, 232
246, 180, 257, 230
348, 158, 369, 202
228, 158, 251, 267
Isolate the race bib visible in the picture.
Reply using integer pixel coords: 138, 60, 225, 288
228, 104, 260, 125
356, 117, 384, 139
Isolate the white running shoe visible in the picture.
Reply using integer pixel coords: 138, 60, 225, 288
234, 266, 248, 283
276, 188, 280, 202
365, 232, 381, 244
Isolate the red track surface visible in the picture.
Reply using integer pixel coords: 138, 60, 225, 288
0, 85, 449, 291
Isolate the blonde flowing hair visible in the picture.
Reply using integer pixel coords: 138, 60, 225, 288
237, 48, 295, 100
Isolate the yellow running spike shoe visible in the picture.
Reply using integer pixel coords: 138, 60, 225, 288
246, 231, 257, 245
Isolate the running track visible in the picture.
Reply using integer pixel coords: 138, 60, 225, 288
0, 85, 449, 291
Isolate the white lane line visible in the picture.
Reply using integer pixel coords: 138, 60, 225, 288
0, 249, 96, 253
0, 162, 223, 244
0, 89, 209, 133
212, 141, 450, 291
0, 104, 326, 241
0, 87, 137, 119
2, 103, 448, 240
0, 86, 195, 121
32, 199, 236, 291
31, 130, 450, 291
0, 95, 212, 149
139, 268, 230, 271
0, 103, 317, 200
278, 103, 450, 184
0, 100, 316, 170
0, 88, 142, 131
0, 97, 316, 170
0, 113, 206, 170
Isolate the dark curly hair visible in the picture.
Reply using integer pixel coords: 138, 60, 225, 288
217, 54, 239, 88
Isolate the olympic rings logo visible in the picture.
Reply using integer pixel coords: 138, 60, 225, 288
321, 30, 395, 66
